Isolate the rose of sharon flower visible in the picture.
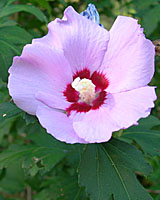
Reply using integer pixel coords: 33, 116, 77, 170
8, 6, 156, 143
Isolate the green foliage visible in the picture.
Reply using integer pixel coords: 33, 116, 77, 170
0, 102, 22, 119
78, 138, 152, 200
0, 161, 25, 194
22, 113, 37, 125
0, 128, 69, 174
0, 3, 48, 22
142, 5, 160, 35
0, 0, 47, 82
122, 116, 160, 156
33, 173, 88, 200
132, 0, 160, 36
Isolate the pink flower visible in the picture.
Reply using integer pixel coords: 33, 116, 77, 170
8, 6, 156, 143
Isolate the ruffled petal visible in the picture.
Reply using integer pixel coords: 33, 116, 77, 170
8, 43, 72, 115
36, 105, 86, 144
34, 6, 109, 74
73, 86, 156, 143
101, 16, 155, 93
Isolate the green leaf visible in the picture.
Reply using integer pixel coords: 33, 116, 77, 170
0, 5, 48, 23
0, 118, 15, 142
0, 17, 17, 27
122, 115, 160, 156
0, 26, 32, 44
0, 0, 7, 9
142, 5, 160, 35
27, 125, 70, 150
23, 113, 37, 125
4, 0, 17, 7
0, 39, 21, 55
0, 26, 32, 81
0, 136, 68, 174
22, 127, 77, 175
34, 173, 88, 200
0, 0, 17, 8
0, 160, 25, 193
31, 0, 52, 15
0, 102, 22, 120
0, 145, 34, 169
22, 146, 65, 176
0, 80, 9, 103
0, 53, 8, 82
122, 130, 160, 156
78, 138, 152, 200
133, 0, 157, 10
126, 115, 160, 132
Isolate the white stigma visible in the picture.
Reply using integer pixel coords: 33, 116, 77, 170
72, 77, 96, 104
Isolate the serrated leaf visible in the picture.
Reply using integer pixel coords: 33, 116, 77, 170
22, 146, 65, 176
0, 5, 48, 23
0, 145, 35, 169
127, 115, 160, 132
122, 130, 160, 156
20, 125, 83, 176
122, 115, 160, 156
0, 140, 68, 175
0, 102, 22, 119
34, 173, 88, 200
78, 138, 152, 200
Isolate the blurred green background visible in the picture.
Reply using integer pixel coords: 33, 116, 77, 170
0, 0, 160, 199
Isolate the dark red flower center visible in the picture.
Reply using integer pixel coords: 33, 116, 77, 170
63, 68, 109, 115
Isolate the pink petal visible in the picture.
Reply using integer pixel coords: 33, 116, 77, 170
8, 43, 72, 115
36, 105, 86, 144
101, 16, 155, 93
34, 6, 110, 74
73, 86, 156, 143
73, 107, 115, 143
35, 91, 70, 110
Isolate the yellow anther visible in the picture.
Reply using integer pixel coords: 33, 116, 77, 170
72, 77, 96, 104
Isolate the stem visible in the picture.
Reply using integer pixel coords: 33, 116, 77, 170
27, 186, 32, 200
147, 189, 160, 194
